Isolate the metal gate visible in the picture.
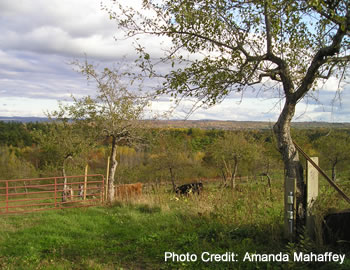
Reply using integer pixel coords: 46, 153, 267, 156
0, 174, 104, 214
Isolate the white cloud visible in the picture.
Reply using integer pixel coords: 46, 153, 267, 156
0, 0, 350, 122
0, 0, 115, 37
8, 26, 121, 59
0, 0, 136, 60
0, 50, 36, 71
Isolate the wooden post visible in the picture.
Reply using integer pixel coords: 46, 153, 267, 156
306, 157, 319, 238
54, 178, 57, 208
6, 181, 8, 214
84, 164, 88, 200
284, 177, 296, 241
106, 156, 110, 201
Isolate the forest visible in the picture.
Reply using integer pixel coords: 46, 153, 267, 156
1, 120, 350, 188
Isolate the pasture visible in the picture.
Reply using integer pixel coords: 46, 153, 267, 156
0, 177, 349, 269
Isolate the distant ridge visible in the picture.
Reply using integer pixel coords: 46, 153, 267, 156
1, 117, 349, 130
0, 116, 49, 123
146, 120, 350, 130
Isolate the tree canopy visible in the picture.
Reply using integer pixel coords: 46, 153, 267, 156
110, 0, 350, 104
55, 61, 149, 201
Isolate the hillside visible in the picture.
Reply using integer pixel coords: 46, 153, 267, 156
145, 120, 350, 130
1, 116, 350, 130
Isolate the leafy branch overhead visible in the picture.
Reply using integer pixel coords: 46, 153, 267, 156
108, 0, 350, 104
65, 60, 149, 144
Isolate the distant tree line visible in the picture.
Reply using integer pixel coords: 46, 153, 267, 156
0, 121, 48, 147
1, 120, 350, 187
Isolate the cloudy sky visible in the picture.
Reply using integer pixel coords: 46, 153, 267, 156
1, 0, 349, 122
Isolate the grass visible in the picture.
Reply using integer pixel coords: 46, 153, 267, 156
0, 179, 349, 269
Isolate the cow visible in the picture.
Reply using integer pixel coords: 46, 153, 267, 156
175, 182, 203, 196
323, 209, 350, 245
115, 182, 143, 200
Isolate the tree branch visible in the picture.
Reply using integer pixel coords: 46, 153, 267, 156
264, 2, 272, 55
294, 19, 348, 101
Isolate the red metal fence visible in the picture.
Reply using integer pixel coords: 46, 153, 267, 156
0, 174, 104, 214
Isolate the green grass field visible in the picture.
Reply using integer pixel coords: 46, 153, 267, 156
0, 179, 349, 269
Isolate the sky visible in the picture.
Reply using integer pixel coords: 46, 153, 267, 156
1, 0, 350, 122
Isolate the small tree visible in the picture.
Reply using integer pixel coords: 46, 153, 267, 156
61, 61, 149, 201
254, 132, 283, 193
32, 121, 89, 175
211, 132, 255, 189
315, 131, 350, 181
149, 131, 194, 191
32, 119, 92, 199
0, 146, 37, 180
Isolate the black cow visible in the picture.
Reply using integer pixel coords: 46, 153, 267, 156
323, 209, 350, 245
175, 182, 203, 195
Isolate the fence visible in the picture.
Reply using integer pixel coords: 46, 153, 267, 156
0, 174, 104, 214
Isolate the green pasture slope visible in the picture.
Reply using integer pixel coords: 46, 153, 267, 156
0, 181, 349, 270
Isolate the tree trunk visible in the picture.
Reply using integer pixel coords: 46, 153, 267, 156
62, 167, 67, 188
108, 136, 118, 201
62, 155, 72, 201
273, 101, 306, 240
332, 161, 337, 181
230, 158, 238, 190
265, 173, 272, 199
169, 167, 176, 192
62, 160, 69, 190
264, 160, 272, 196
266, 174, 272, 189
23, 181, 28, 194
62, 166, 68, 202
221, 169, 228, 187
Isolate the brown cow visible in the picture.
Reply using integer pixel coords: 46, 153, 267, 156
115, 183, 143, 200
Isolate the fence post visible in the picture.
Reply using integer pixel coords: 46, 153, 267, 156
6, 181, 8, 213
101, 176, 104, 203
306, 157, 319, 238
106, 156, 110, 201
84, 165, 88, 200
54, 177, 57, 208
284, 176, 296, 241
